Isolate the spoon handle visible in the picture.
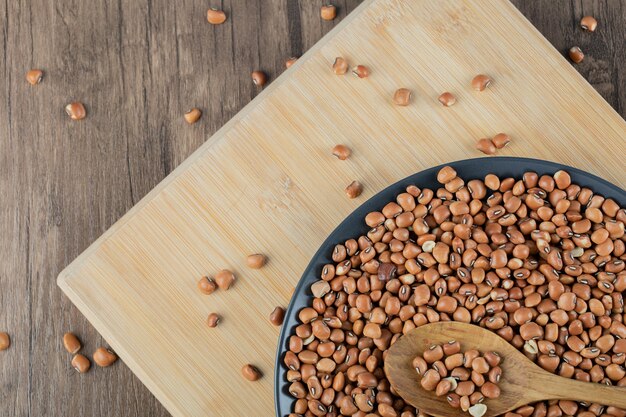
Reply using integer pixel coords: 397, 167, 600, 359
535, 370, 626, 409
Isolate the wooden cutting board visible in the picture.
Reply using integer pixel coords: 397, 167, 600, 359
57, 0, 626, 416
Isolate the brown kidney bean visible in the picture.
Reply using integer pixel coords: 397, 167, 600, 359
270, 307, 285, 326
63, 332, 82, 354
214, 269, 235, 290
93, 347, 117, 367
480, 381, 501, 399
456, 380, 476, 396
423, 344, 444, 363
71, 354, 90, 373
420, 369, 441, 391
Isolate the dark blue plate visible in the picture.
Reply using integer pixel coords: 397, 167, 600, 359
275, 157, 625, 417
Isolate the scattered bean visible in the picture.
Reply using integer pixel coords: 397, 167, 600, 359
285, 57, 298, 68
26, 69, 44, 85
393, 88, 412, 106
492, 133, 510, 149
207, 312, 221, 328
270, 307, 285, 326
65, 102, 86, 120
252, 71, 268, 87
476, 138, 496, 155
471, 74, 492, 91
569, 47, 584, 64
580, 16, 597, 32
206, 8, 227, 25
352, 65, 369, 79
63, 332, 81, 354
332, 57, 349, 75
93, 347, 118, 367
214, 269, 235, 290
0, 332, 10, 351
320, 4, 337, 21
242, 364, 262, 381
284, 167, 625, 417
71, 354, 90, 373
438, 92, 456, 107
345, 181, 363, 199
246, 253, 267, 269
198, 276, 218, 295
184, 108, 202, 124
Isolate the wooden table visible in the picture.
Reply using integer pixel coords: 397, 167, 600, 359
0, 1, 624, 416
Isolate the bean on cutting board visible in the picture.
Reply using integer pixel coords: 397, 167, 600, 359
0, 332, 10, 351
345, 181, 363, 199
569, 46, 584, 63
197, 276, 218, 295
320, 5, 337, 21
207, 313, 221, 328
352, 65, 369, 78
285, 57, 298, 68
242, 364, 262, 381
246, 254, 267, 269
26, 69, 44, 85
331, 144, 351, 160
184, 108, 202, 124
270, 307, 285, 326
252, 71, 267, 87
332, 57, 349, 75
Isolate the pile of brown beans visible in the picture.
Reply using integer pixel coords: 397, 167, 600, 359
284, 166, 625, 417
414, 342, 502, 416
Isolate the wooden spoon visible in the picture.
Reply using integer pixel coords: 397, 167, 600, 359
384, 321, 626, 417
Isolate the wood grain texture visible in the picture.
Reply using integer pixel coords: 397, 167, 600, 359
56, 0, 626, 415
0, 1, 624, 416
385, 323, 626, 417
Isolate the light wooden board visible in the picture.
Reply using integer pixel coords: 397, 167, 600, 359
57, 0, 626, 415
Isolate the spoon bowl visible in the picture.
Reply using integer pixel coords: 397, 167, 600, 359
385, 322, 626, 417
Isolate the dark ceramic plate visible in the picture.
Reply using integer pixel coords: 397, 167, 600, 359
275, 157, 625, 417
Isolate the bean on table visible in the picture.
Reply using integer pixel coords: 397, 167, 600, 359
320, 5, 337, 21
71, 354, 90, 373
242, 364, 262, 381
184, 108, 202, 124
63, 332, 82, 354
206, 8, 227, 25
246, 254, 267, 269
0, 332, 10, 351
93, 347, 118, 367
